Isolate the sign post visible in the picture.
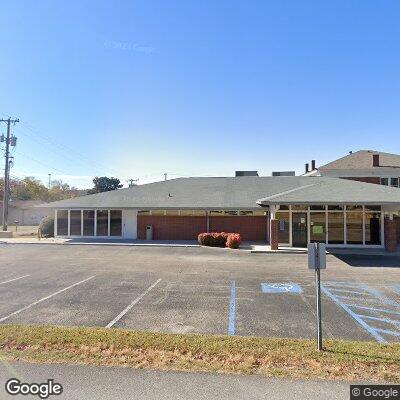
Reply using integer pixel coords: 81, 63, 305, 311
308, 242, 326, 351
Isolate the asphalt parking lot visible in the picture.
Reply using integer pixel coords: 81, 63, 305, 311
0, 244, 399, 343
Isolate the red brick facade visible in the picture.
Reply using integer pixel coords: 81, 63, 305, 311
270, 219, 279, 250
342, 177, 381, 184
384, 218, 397, 252
137, 216, 207, 240
137, 215, 268, 242
209, 216, 268, 242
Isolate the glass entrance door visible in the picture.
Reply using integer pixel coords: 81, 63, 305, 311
292, 213, 308, 247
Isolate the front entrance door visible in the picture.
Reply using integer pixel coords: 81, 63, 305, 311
292, 213, 308, 247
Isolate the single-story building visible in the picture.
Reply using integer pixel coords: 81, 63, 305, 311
41, 176, 400, 251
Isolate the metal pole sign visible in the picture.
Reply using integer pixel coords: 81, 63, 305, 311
308, 242, 326, 351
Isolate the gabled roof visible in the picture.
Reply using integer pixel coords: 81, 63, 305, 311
41, 176, 400, 209
256, 177, 400, 205
319, 150, 400, 170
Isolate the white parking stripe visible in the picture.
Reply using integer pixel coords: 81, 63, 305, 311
106, 279, 162, 328
0, 275, 30, 285
0, 276, 95, 323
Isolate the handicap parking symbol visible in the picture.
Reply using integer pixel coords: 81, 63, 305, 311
261, 283, 303, 294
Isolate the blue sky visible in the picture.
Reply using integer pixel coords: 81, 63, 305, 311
1, 1, 400, 188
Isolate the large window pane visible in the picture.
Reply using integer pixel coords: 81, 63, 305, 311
96, 210, 109, 236
365, 212, 381, 245
328, 212, 344, 244
310, 212, 326, 243
346, 212, 363, 244
276, 212, 290, 243
70, 210, 81, 236
110, 210, 122, 236
83, 210, 95, 236
57, 210, 68, 236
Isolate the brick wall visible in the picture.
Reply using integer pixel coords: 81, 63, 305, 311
209, 216, 267, 242
137, 216, 207, 240
137, 215, 268, 242
341, 177, 381, 184
270, 219, 279, 250
384, 218, 397, 252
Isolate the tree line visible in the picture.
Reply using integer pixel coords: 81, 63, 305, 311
0, 176, 123, 203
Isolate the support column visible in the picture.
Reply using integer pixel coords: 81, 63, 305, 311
384, 216, 397, 252
270, 219, 279, 250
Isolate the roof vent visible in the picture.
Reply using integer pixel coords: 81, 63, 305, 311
373, 154, 380, 167
305, 163, 309, 174
235, 171, 259, 177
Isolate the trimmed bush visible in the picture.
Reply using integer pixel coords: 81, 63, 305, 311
226, 233, 242, 249
198, 232, 241, 248
39, 216, 54, 238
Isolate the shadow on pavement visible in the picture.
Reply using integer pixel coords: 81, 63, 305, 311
330, 253, 400, 268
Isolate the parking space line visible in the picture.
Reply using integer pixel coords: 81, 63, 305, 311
374, 328, 400, 337
0, 276, 95, 323
321, 284, 387, 343
359, 314, 400, 326
0, 275, 30, 286
227, 281, 236, 336
345, 304, 400, 316
106, 279, 162, 328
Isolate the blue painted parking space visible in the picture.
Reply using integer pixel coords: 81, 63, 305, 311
261, 283, 303, 294
321, 281, 400, 343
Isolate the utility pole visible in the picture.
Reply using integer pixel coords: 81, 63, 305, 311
1, 117, 19, 231
127, 178, 138, 188
48, 173, 51, 189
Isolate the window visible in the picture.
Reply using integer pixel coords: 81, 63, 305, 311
96, 210, 108, 236
365, 212, 381, 245
310, 212, 326, 243
328, 212, 344, 244
346, 205, 362, 211
310, 205, 325, 211
364, 205, 381, 211
151, 210, 165, 216
224, 210, 238, 216
70, 210, 81, 236
328, 205, 344, 210
165, 210, 179, 216
381, 178, 389, 186
138, 210, 150, 215
180, 210, 193, 216
239, 211, 253, 216
291, 205, 308, 211
209, 211, 223, 216
391, 178, 399, 187
110, 210, 122, 236
346, 212, 363, 244
253, 210, 267, 216
57, 210, 68, 236
279, 205, 289, 210
83, 210, 95, 236
276, 212, 289, 243
193, 210, 206, 216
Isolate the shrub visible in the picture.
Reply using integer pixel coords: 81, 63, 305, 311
198, 232, 241, 248
39, 216, 54, 238
226, 233, 242, 249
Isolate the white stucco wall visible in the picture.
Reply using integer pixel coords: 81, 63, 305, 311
123, 209, 137, 239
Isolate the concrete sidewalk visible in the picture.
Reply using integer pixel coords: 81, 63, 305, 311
0, 361, 350, 400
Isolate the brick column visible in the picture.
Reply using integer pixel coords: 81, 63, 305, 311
270, 219, 279, 250
384, 218, 397, 252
